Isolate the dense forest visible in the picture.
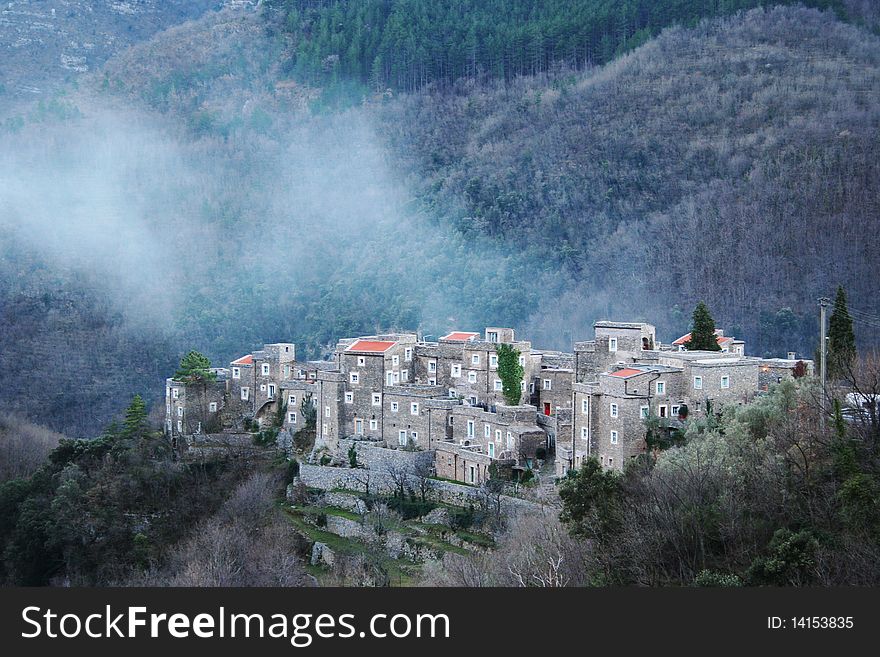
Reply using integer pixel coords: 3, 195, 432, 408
268, 0, 872, 93
0, 3, 879, 437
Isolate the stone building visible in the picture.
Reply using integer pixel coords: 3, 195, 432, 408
165, 368, 228, 442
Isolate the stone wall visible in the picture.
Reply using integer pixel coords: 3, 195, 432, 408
337, 439, 434, 473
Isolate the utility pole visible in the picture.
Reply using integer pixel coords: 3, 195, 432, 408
819, 297, 830, 431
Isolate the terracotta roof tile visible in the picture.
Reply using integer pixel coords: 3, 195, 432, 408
347, 340, 396, 353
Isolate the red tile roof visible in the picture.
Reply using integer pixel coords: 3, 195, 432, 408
347, 340, 396, 353
231, 354, 253, 365
441, 331, 480, 341
672, 331, 730, 346
610, 368, 643, 378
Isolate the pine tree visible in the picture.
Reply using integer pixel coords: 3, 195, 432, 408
828, 285, 856, 379
121, 394, 149, 441
173, 351, 217, 383
688, 301, 721, 351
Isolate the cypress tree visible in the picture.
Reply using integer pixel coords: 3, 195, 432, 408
688, 301, 721, 351
828, 286, 856, 379
122, 394, 149, 441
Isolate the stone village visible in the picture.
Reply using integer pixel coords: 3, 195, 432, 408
165, 321, 811, 487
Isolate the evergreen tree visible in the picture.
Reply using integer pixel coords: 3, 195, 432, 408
495, 343, 524, 406
688, 301, 721, 351
173, 351, 217, 383
122, 395, 149, 441
828, 285, 856, 379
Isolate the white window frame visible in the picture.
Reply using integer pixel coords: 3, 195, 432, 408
405, 348, 412, 362
401, 369, 409, 382
467, 420, 475, 438
484, 424, 491, 438
506, 432, 514, 450
177, 420, 182, 432
369, 419, 378, 431
610, 430, 619, 445
518, 356, 525, 367
355, 419, 364, 435
640, 406, 649, 419
610, 403, 618, 418
386, 371, 393, 386
693, 376, 703, 390
325, 406, 331, 418
261, 363, 270, 376
268, 384, 276, 398
177, 406, 184, 417
357, 356, 366, 367
581, 426, 588, 439
609, 337, 618, 352
411, 430, 418, 443
543, 379, 552, 390
410, 403, 419, 416
488, 331, 499, 343
495, 429, 502, 443
345, 392, 353, 404
241, 387, 250, 401
172, 388, 179, 399
489, 354, 498, 368
372, 393, 382, 406
721, 376, 730, 389
582, 399, 589, 414
671, 405, 680, 416
231, 368, 241, 380
350, 372, 360, 384
398, 430, 407, 446
468, 371, 477, 384
451, 364, 461, 378
289, 412, 297, 424
391, 401, 399, 412
471, 354, 480, 365
392, 355, 400, 366
289, 394, 297, 405
655, 381, 665, 395
494, 379, 502, 391
488, 442, 495, 458
209, 402, 218, 413
428, 360, 437, 373
468, 465, 477, 484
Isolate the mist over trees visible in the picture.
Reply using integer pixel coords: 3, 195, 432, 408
0, 4, 878, 437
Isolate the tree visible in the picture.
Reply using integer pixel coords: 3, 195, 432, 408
687, 301, 721, 351
828, 285, 856, 379
496, 343, 524, 405
173, 351, 217, 383
121, 395, 150, 442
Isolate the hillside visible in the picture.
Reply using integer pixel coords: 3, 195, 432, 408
0, 4, 879, 436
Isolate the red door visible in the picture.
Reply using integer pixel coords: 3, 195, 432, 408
543, 402, 551, 416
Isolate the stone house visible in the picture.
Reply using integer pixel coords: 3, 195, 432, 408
165, 368, 228, 442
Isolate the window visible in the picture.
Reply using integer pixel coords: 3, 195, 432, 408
609, 337, 618, 352
325, 406, 331, 418
608, 457, 614, 467
449, 389, 457, 398
386, 371, 393, 386
428, 361, 437, 373
658, 405, 668, 418
209, 402, 218, 412
429, 379, 436, 385
289, 394, 296, 405
357, 356, 366, 367
610, 403, 618, 418
518, 356, 525, 367
232, 367, 241, 379
369, 419, 378, 431
401, 370, 408, 382
519, 381, 525, 391
610, 430, 618, 444
393, 371, 400, 384
451, 364, 461, 378
289, 412, 297, 424
261, 363, 270, 376
177, 407, 184, 417
405, 348, 412, 361
640, 406, 649, 419
655, 381, 665, 395
322, 423, 328, 437
494, 379, 502, 391
467, 420, 475, 438
489, 354, 498, 368
471, 354, 480, 365
398, 430, 407, 446
468, 465, 477, 484
484, 424, 491, 438
410, 403, 419, 416
543, 379, 552, 390
529, 382, 535, 393
581, 427, 588, 439
721, 376, 730, 389
172, 388, 179, 399
693, 376, 703, 390
392, 355, 399, 366
411, 431, 418, 443
488, 442, 495, 458
671, 405, 680, 416
391, 402, 399, 412
177, 420, 182, 432
284, 364, 291, 378
260, 384, 266, 392
268, 384, 276, 398
582, 399, 589, 414
241, 387, 250, 401
355, 419, 364, 435
345, 392, 353, 404
468, 371, 477, 384
506, 432, 514, 450
469, 396, 477, 405
350, 372, 359, 384
372, 393, 381, 406
495, 429, 502, 442
488, 331, 499, 343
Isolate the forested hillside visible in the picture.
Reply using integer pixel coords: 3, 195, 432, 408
268, 0, 874, 93
0, 3, 878, 436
